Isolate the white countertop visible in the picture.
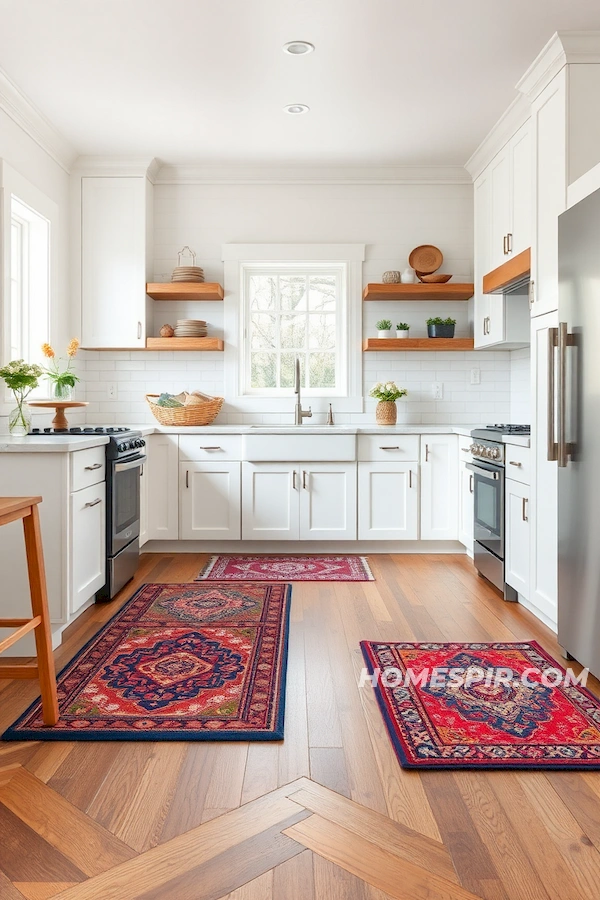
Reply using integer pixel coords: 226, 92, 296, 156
0, 434, 110, 452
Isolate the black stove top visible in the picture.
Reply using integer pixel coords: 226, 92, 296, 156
29, 426, 131, 436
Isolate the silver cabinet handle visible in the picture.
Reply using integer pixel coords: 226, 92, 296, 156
469, 474, 474, 494
84, 498, 102, 508
507, 233, 513, 253
522, 497, 529, 522
186, 469, 189, 488
409, 470, 413, 489
547, 327, 558, 462
379, 446, 400, 450
503, 235, 508, 255
137, 321, 142, 340
509, 461, 522, 467
292, 470, 297, 490
302, 470, 308, 490
529, 279, 535, 308
84, 463, 103, 471
199, 446, 222, 451
425, 443, 430, 462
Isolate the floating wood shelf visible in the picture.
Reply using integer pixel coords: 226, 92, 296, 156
146, 337, 224, 351
362, 283, 474, 301
146, 283, 224, 301
363, 338, 475, 351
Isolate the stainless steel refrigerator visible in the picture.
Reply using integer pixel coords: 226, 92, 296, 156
557, 186, 600, 675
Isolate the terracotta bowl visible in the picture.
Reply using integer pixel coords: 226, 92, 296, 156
416, 273, 452, 284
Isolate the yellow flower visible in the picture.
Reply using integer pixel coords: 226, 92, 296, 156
67, 338, 80, 358
41, 343, 55, 359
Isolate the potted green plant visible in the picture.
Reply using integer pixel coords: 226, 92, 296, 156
41, 339, 81, 399
427, 317, 456, 338
376, 319, 393, 338
0, 359, 43, 436
396, 322, 410, 339
370, 381, 408, 425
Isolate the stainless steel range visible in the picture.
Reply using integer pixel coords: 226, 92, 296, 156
468, 425, 530, 601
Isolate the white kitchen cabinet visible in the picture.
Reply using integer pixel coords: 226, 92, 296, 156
473, 167, 492, 347
458, 463, 474, 553
146, 433, 179, 541
299, 463, 357, 540
180, 462, 241, 540
70, 482, 106, 614
490, 145, 511, 271
510, 122, 533, 258
528, 311, 558, 627
139, 458, 148, 547
242, 461, 356, 541
505, 477, 530, 600
242, 463, 300, 540
80, 175, 153, 348
358, 462, 418, 541
420, 436, 458, 541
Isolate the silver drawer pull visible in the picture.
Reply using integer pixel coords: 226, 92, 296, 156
84, 463, 103, 471
509, 461, 523, 467
199, 446, 222, 451
379, 446, 400, 450
84, 498, 102, 508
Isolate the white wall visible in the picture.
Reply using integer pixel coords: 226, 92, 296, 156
80, 178, 512, 426
509, 347, 531, 424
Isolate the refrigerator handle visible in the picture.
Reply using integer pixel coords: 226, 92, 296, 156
557, 322, 574, 468
547, 327, 558, 462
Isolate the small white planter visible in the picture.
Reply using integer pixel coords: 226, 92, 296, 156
396, 330, 410, 339
377, 329, 393, 338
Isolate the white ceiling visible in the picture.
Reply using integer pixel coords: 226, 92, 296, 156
2, 0, 600, 165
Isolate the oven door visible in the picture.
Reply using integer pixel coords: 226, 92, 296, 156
109, 455, 145, 556
466, 460, 504, 560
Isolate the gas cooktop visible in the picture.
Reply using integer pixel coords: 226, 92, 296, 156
471, 424, 531, 439
29, 426, 131, 435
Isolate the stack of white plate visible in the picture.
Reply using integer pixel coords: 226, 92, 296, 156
174, 319, 208, 337
172, 266, 205, 283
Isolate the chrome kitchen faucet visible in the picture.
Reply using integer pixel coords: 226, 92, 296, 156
294, 356, 312, 425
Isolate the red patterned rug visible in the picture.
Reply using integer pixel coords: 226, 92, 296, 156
361, 641, 600, 769
198, 555, 374, 582
3, 583, 291, 741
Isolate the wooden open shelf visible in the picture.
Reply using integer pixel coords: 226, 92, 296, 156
146, 337, 224, 351
146, 283, 224, 301
363, 338, 475, 351
363, 283, 474, 301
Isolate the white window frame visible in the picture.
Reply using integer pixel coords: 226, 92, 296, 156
223, 244, 364, 415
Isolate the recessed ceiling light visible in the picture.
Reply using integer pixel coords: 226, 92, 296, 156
283, 41, 315, 55
284, 104, 310, 115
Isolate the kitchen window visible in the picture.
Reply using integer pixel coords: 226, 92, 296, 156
9, 196, 51, 365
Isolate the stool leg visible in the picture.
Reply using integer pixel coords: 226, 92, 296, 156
22, 504, 59, 726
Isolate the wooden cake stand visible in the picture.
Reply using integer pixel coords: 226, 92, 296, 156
28, 401, 89, 430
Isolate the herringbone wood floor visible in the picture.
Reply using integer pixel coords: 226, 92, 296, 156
1, 553, 600, 900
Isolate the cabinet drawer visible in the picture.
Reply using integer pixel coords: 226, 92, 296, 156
505, 444, 530, 484
70, 446, 106, 492
357, 434, 419, 462
179, 434, 242, 461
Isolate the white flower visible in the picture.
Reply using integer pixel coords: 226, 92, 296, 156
385, 382, 395, 391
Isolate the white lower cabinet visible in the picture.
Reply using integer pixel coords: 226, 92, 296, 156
242, 461, 356, 540
180, 462, 241, 540
420, 436, 459, 540
70, 482, 106, 614
146, 433, 179, 540
505, 477, 530, 599
358, 462, 418, 540
458, 463, 474, 552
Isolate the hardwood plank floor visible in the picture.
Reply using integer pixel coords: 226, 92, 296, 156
0, 552, 600, 899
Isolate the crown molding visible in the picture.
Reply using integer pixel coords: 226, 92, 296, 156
517, 31, 600, 100
153, 163, 472, 186
464, 93, 531, 181
71, 156, 160, 179
0, 65, 77, 173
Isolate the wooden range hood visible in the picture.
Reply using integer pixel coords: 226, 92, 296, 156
483, 248, 531, 294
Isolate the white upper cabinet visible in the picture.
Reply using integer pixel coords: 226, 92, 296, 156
489, 146, 511, 271
510, 123, 533, 258
79, 174, 153, 348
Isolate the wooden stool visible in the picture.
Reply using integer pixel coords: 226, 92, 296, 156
0, 497, 59, 725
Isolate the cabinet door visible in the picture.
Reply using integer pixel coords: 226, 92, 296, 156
458, 463, 474, 553
180, 462, 241, 540
474, 170, 492, 348
299, 463, 357, 541
531, 72, 566, 318
139, 459, 148, 547
70, 482, 106, 614
490, 147, 511, 270
146, 434, 179, 540
529, 311, 558, 627
505, 477, 530, 599
242, 463, 299, 540
81, 176, 147, 348
358, 462, 418, 540
509, 121, 532, 257
420, 436, 458, 540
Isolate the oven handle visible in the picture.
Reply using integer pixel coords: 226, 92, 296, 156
465, 462, 500, 481
114, 455, 146, 473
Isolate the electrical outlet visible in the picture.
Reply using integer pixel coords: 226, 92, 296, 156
107, 382, 117, 399
470, 367, 481, 385
432, 382, 443, 400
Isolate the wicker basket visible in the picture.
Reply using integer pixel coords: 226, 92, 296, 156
146, 395, 224, 426
375, 400, 397, 425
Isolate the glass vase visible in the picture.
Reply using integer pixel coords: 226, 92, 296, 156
51, 381, 73, 400
8, 401, 32, 436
